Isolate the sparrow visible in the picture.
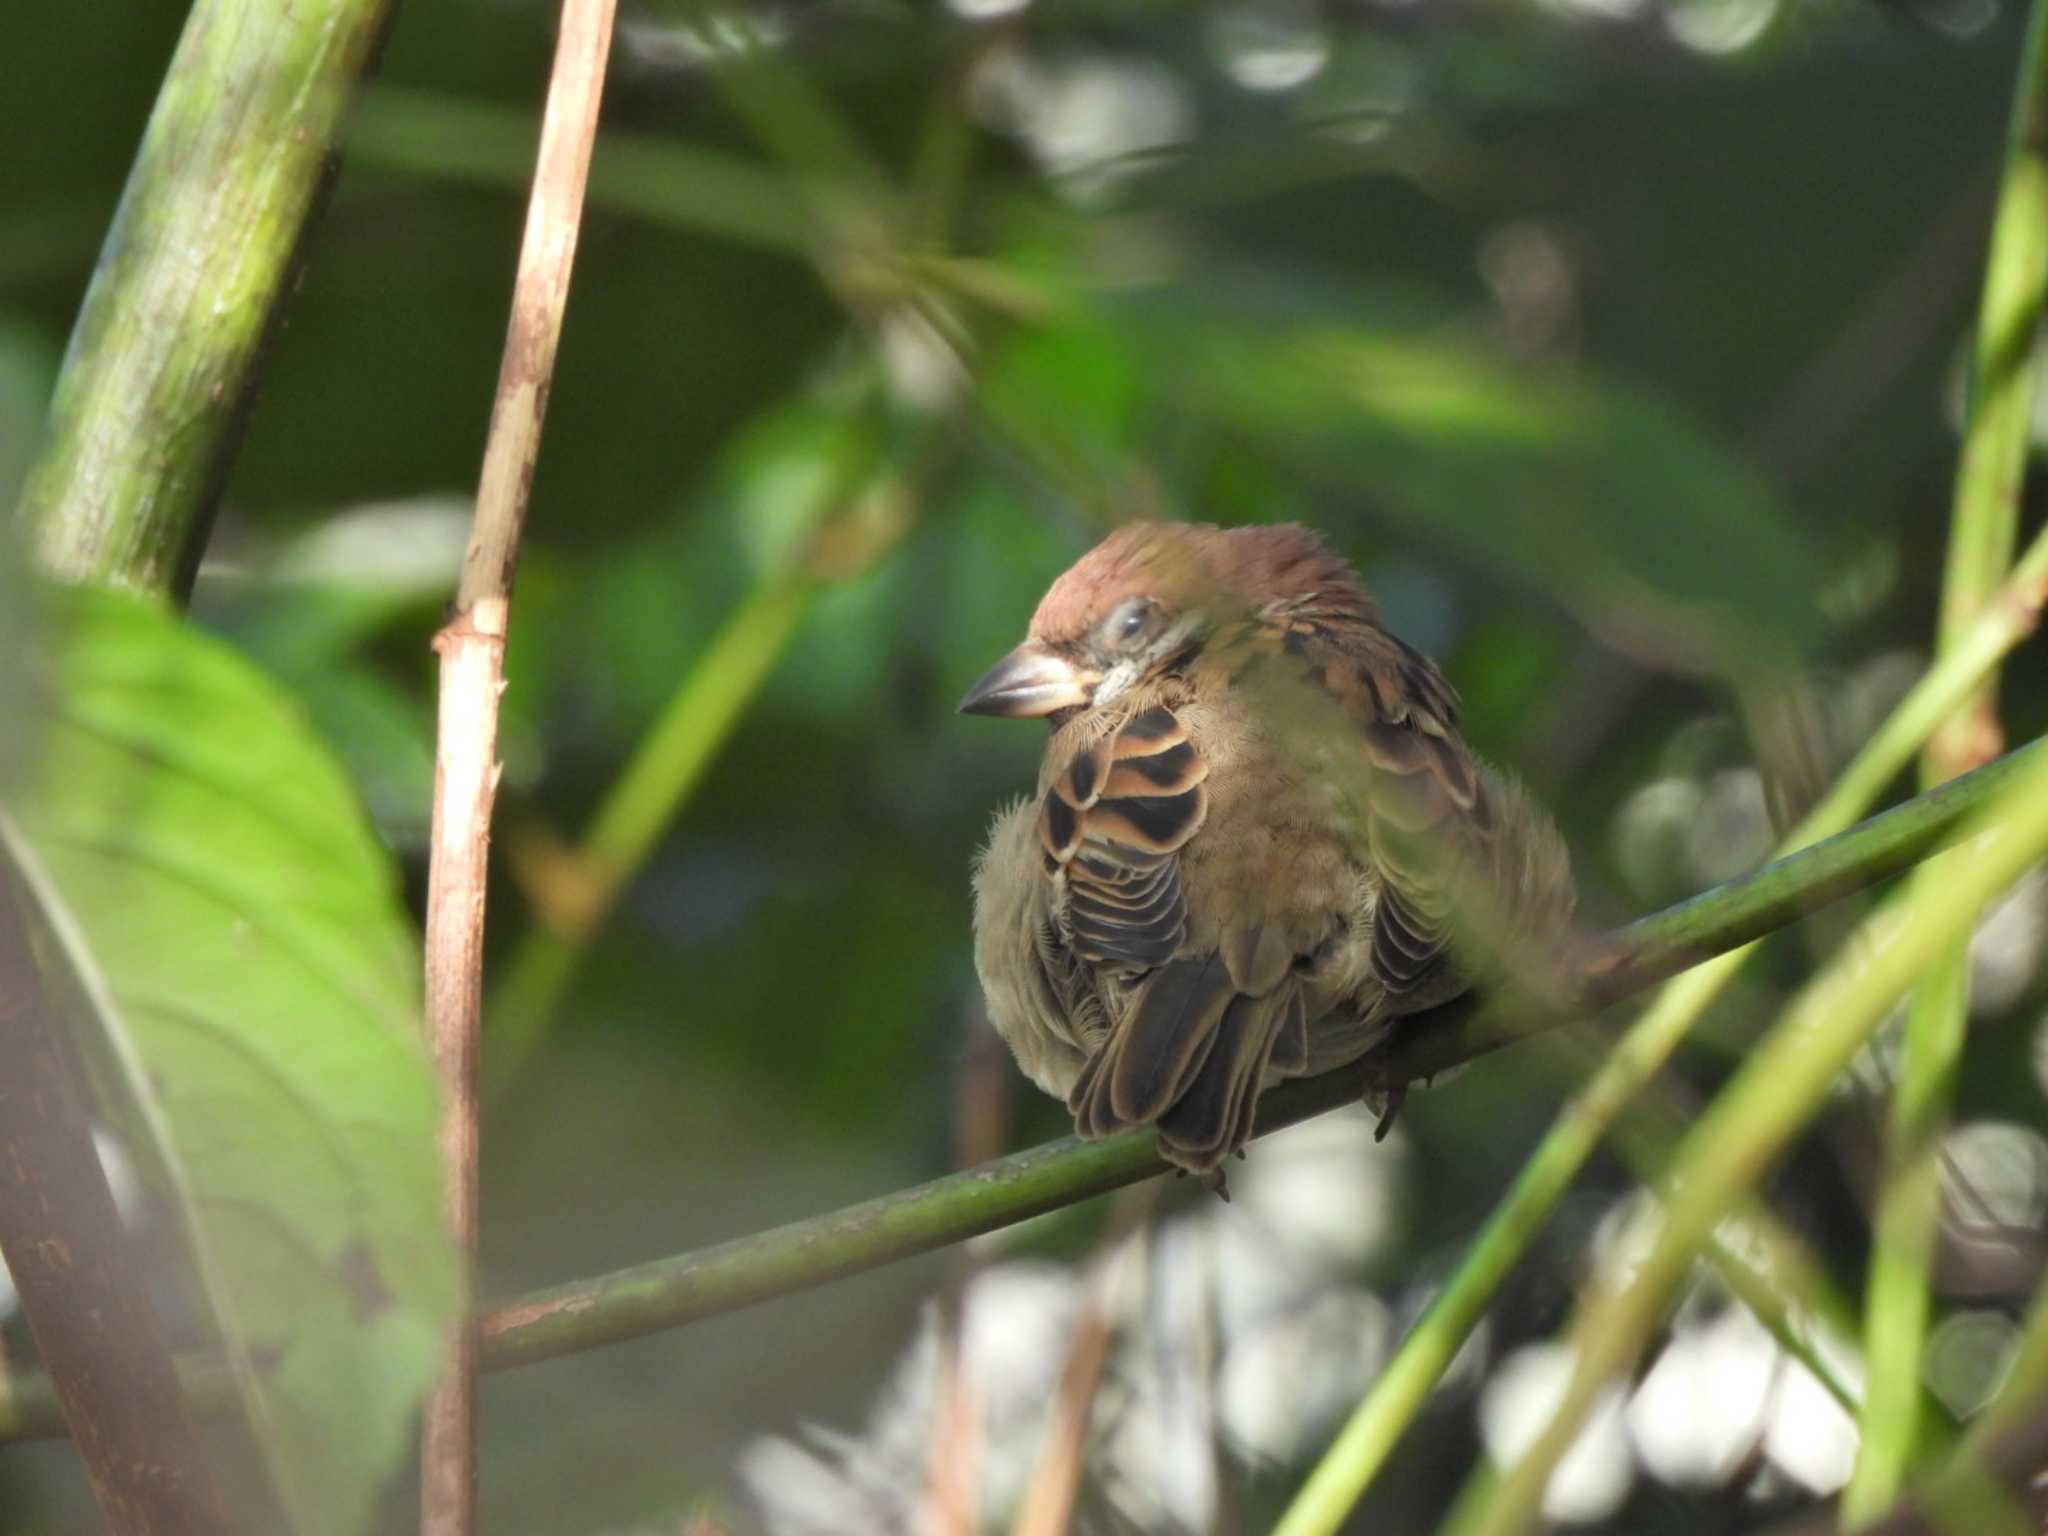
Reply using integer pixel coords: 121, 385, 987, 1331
964, 522, 1575, 1177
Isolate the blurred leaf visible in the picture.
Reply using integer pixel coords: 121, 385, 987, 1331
3, 587, 457, 1536
279, 664, 436, 849
199, 498, 470, 849
0, 319, 58, 516
350, 85, 816, 256
508, 381, 887, 755
921, 476, 1085, 714
978, 319, 1141, 500
1146, 314, 1826, 669
1452, 611, 1573, 746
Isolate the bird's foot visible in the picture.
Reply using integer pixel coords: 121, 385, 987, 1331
1173, 1164, 1233, 1201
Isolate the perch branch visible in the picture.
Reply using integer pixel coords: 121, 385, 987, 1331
473, 734, 2044, 1371
0, 741, 2039, 1449
0, 737, 2039, 1444
419, 3, 615, 1533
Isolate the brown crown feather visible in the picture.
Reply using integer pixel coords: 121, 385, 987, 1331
1027, 522, 1379, 646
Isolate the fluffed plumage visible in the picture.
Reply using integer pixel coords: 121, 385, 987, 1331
966, 522, 1575, 1176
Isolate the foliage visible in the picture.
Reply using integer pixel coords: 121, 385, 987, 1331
4, 1, 2048, 1534
3, 588, 456, 1536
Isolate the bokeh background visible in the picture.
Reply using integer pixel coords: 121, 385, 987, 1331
5, 1, 2048, 1532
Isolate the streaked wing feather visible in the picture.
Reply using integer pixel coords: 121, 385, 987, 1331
1274, 610, 1486, 1000
1039, 704, 1209, 975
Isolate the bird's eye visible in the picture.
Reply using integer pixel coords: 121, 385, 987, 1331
1109, 598, 1156, 646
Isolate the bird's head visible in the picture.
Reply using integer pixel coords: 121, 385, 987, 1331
958, 521, 1375, 721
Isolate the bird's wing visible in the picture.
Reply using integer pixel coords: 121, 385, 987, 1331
1036, 705, 1208, 974
1043, 703, 1317, 1173
1271, 605, 1492, 1002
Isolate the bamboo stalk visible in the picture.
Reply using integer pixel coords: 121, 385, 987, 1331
17, 0, 398, 598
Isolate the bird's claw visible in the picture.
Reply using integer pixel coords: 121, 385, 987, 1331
1371, 1082, 1407, 1143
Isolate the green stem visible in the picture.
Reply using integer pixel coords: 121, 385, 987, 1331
1933, 0, 2048, 718
1606, 1080, 1879, 1421
1702, 1231, 1863, 1421
1846, 10, 2048, 1521
1845, 947, 1970, 1524
485, 399, 900, 1093
17, 0, 397, 598
1821, 524, 2048, 822
1451, 739, 2048, 1536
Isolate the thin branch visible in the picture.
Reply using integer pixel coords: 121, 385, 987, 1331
0, 871, 233, 1534
419, 3, 616, 1534
15, 0, 398, 598
0, 739, 2038, 1446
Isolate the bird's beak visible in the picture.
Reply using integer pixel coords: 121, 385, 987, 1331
958, 642, 1094, 718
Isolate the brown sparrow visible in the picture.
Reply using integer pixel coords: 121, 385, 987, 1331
964, 522, 1574, 1176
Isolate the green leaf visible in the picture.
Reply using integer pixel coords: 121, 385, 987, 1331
3, 585, 457, 1536
1136, 311, 1825, 670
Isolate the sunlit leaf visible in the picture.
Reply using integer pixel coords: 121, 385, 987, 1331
1130, 311, 1825, 670
3, 586, 457, 1536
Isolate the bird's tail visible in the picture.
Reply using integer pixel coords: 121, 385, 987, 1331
1067, 954, 1308, 1174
